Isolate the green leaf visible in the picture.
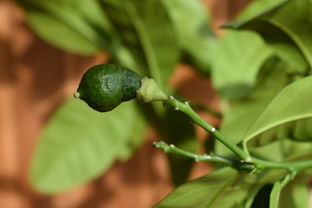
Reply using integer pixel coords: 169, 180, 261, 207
17, 0, 115, 55
154, 167, 286, 208
242, 75, 312, 147
160, 0, 215, 71
210, 30, 273, 99
30, 98, 146, 193
100, 0, 179, 88
216, 58, 289, 156
224, 0, 311, 71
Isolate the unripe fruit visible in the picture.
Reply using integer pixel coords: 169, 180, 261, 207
75, 64, 141, 112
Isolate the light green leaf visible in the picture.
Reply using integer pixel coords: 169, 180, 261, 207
154, 167, 285, 208
160, 0, 215, 70
17, 0, 115, 55
210, 30, 272, 99
224, 0, 311, 71
30, 98, 146, 193
242, 76, 312, 147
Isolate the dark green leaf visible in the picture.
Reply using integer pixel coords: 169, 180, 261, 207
30, 98, 146, 193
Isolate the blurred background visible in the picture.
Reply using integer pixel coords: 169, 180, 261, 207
0, 0, 252, 207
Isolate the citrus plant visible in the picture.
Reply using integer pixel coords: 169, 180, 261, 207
16, 0, 312, 207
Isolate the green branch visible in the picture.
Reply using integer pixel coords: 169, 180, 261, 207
153, 141, 234, 166
165, 96, 250, 161
154, 140, 312, 173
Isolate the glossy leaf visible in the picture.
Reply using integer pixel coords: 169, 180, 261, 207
242, 76, 312, 147
210, 30, 272, 99
224, 0, 311, 71
154, 167, 286, 208
30, 98, 146, 193
161, 0, 215, 70
17, 0, 115, 55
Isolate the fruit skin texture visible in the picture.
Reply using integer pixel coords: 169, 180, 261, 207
76, 64, 141, 112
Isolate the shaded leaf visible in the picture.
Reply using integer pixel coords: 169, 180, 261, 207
17, 0, 115, 55
30, 98, 146, 193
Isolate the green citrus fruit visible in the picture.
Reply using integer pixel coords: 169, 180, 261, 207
75, 64, 141, 112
